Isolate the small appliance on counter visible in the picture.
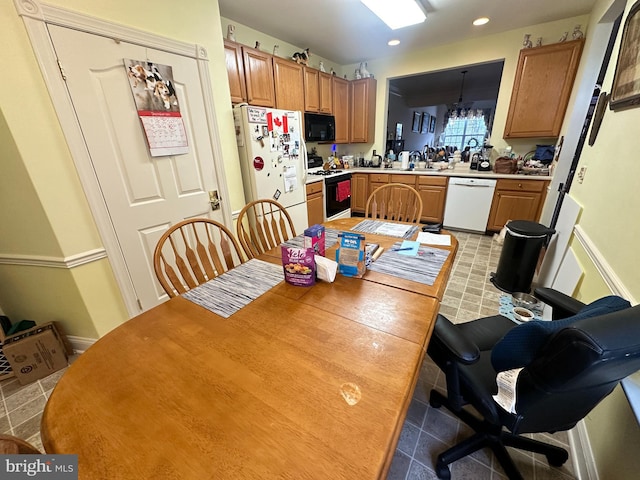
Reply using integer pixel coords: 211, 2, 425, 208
477, 144, 493, 172
307, 153, 323, 170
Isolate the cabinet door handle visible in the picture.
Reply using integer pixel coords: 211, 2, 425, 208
518, 183, 523, 188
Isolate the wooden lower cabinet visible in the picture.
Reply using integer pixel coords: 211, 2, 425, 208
367, 173, 391, 209
351, 173, 448, 222
351, 174, 368, 214
306, 181, 324, 226
352, 173, 548, 228
416, 176, 448, 223
487, 179, 549, 231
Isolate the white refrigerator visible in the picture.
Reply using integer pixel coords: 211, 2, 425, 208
233, 105, 308, 233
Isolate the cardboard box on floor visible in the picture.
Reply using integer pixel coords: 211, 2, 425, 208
2, 322, 69, 385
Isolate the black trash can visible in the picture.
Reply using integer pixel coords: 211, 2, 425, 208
490, 220, 555, 293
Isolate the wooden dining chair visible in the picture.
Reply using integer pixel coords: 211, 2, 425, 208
365, 183, 424, 223
236, 199, 297, 259
0, 434, 41, 454
153, 218, 246, 297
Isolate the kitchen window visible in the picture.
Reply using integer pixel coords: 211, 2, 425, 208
441, 115, 487, 150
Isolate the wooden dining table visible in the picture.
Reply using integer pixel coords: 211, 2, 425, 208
41, 218, 457, 479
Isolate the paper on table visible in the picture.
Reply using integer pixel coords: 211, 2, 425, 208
375, 222, 412, 237
283, 165, 298, 192
395, 240, 420, 256
493, 367, 524, 414
416, 232, 451, 246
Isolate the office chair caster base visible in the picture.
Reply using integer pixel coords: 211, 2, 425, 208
435, 459, 451, 480
429, 390, 443, 408
546, 449, 569, 467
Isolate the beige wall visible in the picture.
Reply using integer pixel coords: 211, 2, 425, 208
566, 1, 640, 478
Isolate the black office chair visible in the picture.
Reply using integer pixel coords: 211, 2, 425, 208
426, 288, 637, 479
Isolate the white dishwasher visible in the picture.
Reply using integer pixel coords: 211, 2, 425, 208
443, 177, 497, 233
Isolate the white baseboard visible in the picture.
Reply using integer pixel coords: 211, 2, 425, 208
569, 421, 598, 480
67, 335, 96, 354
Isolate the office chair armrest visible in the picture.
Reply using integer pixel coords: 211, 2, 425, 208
534, 287, 586, 319
432, 315, 480, 365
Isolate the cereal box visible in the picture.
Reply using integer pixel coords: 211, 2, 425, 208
281, 245, 316, 286
304, 224, 326, 256
336, 232, 366, 278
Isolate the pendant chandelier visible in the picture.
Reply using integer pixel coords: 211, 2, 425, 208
448, 70, 484, 120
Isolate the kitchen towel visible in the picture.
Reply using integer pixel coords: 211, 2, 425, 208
336, 180, 351, 202
182, 259, 283, 318
368, 241, 449, 286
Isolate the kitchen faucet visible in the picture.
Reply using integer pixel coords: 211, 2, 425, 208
409, 151, 422, 168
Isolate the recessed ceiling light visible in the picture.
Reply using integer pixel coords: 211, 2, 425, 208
473, 17, 490, 26
388, 39, 401, 46
361, 0, 426, 30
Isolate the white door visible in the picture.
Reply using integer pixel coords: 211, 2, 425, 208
47, 25, 224, 310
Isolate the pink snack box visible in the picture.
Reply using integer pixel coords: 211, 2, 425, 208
304, 224, 326, 256
281, 245, 316, 287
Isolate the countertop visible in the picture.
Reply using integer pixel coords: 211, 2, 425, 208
348, 164, 552, 181
306, 164, 552, 184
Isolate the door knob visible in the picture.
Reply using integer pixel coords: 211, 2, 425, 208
209, 190, 220, 211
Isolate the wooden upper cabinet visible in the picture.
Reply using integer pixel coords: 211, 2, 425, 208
350, 77, 376, 143
242, 46, 276, 107
333, 76, 350, 144
504, 39, 584, 138
303, 67, 320, 112
223, 40, 246, 104
318, 72, 333, 114
304, 68, 333, 114
273, 57, 305, 112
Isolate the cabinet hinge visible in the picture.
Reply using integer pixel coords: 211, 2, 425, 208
57, 59, 67, 81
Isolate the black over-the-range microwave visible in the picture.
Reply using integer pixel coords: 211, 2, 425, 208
304, 113, 335, 142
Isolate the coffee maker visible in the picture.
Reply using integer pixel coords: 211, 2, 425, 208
477, 144, 493, 171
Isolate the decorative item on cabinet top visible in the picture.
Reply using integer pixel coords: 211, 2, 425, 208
226, 24, 236, 42
292, 48, 311, 65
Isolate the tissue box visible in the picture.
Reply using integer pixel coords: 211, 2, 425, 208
304, 224, 325, 256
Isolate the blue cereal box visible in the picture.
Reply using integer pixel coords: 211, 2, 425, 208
304, 224, 325, 256
335, 232, 366, 278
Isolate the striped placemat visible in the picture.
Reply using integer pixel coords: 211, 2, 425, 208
182, 259, 283, 318
367, 242, 450, 286
351, 220, 419, 239
282, 228, 340, 249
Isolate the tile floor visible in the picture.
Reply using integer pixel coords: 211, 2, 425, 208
0, 231, 576, 479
